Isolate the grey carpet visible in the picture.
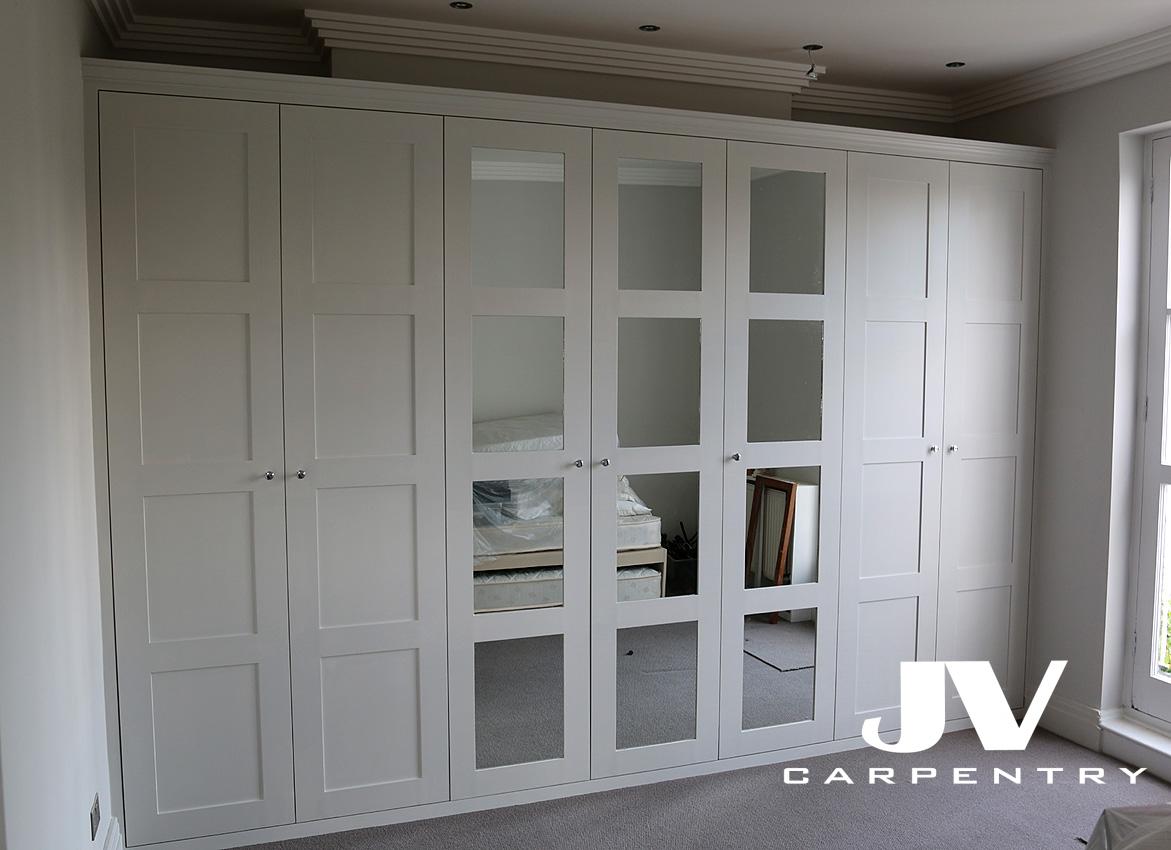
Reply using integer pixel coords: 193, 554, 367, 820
246, 730, 1171, 850
475, 621, 817, 763
743, 617, 816, 671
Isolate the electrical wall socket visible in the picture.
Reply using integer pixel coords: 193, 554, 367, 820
90, 794, 100, 842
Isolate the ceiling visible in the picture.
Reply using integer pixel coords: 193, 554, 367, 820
131, 0, 1171, 94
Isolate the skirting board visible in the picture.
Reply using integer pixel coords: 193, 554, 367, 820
1101, 709, 1171, 783
139, 717, 987, 850
102, 816, 125, 850
1040, 694, 1103, 752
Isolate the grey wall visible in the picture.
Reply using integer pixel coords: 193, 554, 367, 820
955, 63, 1171, 722
0, 1, 112, 849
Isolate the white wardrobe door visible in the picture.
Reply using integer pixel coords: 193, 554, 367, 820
100, 92, 293, 844
938, 163, 1041, 719
281, 105, 448, 819
444, 118, 593, 798
836, 153, 949, 738
719, 141, 845, 757
590, 130, 726, 777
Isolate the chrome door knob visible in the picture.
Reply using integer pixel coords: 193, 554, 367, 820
573, 459, 584, 468
296, 469, 307, 479
600, 457, 611, 467
928, 445, 939, 454
264, 470, 275, 480
947, 445, 959, 453
731, 452, 742, 462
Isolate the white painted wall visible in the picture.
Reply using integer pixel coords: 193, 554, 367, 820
0, 2, 112, 848
956, 63, 1171, 727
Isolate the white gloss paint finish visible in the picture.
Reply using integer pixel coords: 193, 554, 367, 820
85, 63, 1050, 848
837, 153, 949, 737
281, 105, 449, 819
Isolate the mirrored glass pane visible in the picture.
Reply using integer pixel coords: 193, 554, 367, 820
473, 477, 564, 613
742, 611, 816, 729
618, 159, 702, 291
750, 168, 826, 294
473, 316, 564, 453
618, 317, 700, 447
748, 319, 823, 443
616, 622, 697, 748
471, 148, 564, 289
745, 467, 820, 589
615, 471, 698, 600
475, 635, 564, 767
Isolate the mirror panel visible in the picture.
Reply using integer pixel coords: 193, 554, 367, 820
615, 471, 699, 600
473, 316, 565, 453
475, 635, 564, 767
618, 317, 701, 448
616, 622, 698, 749
749, 168, 826, 295
472, 477, 565, 613
741, 611, 817, 729
618, 159, 702, 291
745, 466, 820, 589
747, 319, 824, 443
471, 148, 564, 289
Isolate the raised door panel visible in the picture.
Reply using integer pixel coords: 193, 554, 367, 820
280, 105, 448, 820
938, 163, 1041, 719
719, 141, 845, 759
836, 153, 948, 738
100, 92, 292, 845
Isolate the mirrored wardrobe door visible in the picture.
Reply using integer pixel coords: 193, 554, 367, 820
834, 153, 949, 738
719, 142, 846, 758
445, 118, 592, 798
590, 130, 726, 778
281, 106, 449, 820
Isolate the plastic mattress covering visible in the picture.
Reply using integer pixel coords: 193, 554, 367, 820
1087, 805, 1171, 850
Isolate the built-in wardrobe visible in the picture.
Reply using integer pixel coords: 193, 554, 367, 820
90, 63, 1047, 849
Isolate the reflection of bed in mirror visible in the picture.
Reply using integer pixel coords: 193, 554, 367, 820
472, 414, 667, 612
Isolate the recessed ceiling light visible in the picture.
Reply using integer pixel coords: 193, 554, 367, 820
638, 24, 661, 32
945, 61, 967, 68
449, 1, 473, 8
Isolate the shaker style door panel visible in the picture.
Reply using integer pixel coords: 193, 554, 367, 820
938, 163, 1041, 719
444, 118, 594, 798
719, 141, 846, 758
100, 92, 293, 845
836, 153, 949, 738
281, 105, 449, 819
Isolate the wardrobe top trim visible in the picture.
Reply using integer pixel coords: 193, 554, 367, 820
82, 58, 1054, 168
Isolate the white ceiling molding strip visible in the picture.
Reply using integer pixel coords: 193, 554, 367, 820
952, 23, 1171, 120
88, 0, 323, 63
791, 83, 955, 123
306, 9, 824, 94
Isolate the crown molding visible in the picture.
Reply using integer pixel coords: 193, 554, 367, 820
953, 23, 1171, 120
792, 83, 955, 123
88, 0, 323, 63
306, 9, 823, 94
